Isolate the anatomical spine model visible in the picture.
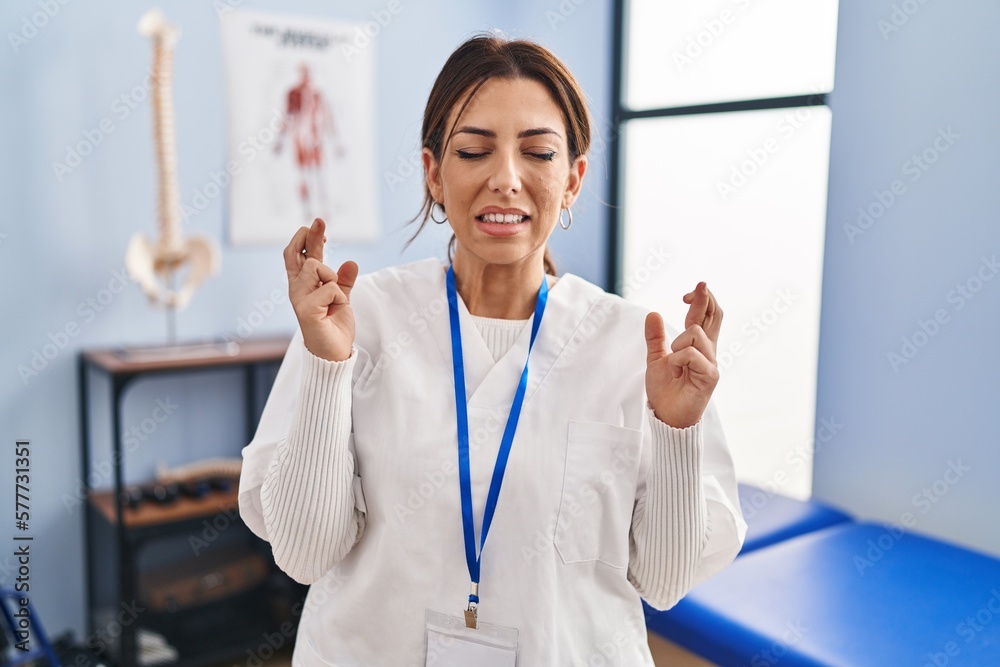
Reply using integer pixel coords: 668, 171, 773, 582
127, 8, 219, 323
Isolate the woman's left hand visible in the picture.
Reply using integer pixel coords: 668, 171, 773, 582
644, 282, 723, 429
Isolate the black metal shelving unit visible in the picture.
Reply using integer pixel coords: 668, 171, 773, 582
77, 336, 306, 667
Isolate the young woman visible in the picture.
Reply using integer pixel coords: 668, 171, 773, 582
239, 34, 745, 666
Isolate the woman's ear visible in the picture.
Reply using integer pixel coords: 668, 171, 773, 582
563, 154, 588, 209
422, 147, 444, 203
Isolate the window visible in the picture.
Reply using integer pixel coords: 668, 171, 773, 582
610, 0, 840, 499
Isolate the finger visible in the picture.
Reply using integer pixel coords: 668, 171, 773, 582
336, 260, 359, 300
683, 282, 723, 343
283, 226, 311, 278
683, 281, 709, 331
304, 218, 326, 261
645, 312, 668, 365
299, 279, 348, 314
670, 324, 717, 365
289, 257, 337, 303
666, 346, 720, 382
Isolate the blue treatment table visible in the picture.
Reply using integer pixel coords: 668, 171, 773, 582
645, 523, 1000, 666
737, 483, 852, 555
644, 485, 852, 621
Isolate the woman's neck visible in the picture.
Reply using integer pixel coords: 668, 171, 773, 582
451, 250, 546, 320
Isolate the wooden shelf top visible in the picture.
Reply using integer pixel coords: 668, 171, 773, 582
89, 485, 240, 530
82, 335, 293, 374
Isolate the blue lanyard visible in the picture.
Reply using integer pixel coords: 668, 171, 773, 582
446, 264, 549, 619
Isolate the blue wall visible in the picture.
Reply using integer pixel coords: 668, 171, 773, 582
813, 0, 1000, 556
0, 0, 612, 641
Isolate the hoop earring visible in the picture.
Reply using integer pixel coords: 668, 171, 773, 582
559, 207, 573, 231
430, 202, 448, 224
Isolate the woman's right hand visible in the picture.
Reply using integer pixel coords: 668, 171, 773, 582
283, 218, 359, 362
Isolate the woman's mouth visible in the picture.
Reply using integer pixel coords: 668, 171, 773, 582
477, 213, 528, 224
475, 213, 530, 237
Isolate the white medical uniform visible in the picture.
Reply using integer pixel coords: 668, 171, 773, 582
239, 257, 746, 666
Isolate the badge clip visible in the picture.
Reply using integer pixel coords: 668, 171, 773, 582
464, 603, 478, 629
465, 582, 479, 628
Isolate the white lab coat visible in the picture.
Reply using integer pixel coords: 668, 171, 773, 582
239, 257, 746, 666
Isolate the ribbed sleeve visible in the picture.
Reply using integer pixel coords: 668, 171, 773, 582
627, 404, 706, 610
259, 345, 364, 585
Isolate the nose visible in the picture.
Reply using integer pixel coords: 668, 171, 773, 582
487, 150, 521, 196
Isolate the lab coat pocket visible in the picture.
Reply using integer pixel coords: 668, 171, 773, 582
554, 421, 644, 568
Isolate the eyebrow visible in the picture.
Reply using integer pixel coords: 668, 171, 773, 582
455, 125, 562, 139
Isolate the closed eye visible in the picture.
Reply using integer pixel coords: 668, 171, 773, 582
455, 149, 557, 161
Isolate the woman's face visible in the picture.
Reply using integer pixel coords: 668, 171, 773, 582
423, 77, 587, 270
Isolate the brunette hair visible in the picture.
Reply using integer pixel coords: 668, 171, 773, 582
406, 33, 592, 276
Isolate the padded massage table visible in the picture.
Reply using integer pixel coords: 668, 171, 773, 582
646, 522, 1000, 665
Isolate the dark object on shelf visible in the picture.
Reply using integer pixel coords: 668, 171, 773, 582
120, 485, 145, 510
179, 478, 211, 498
144, 482, 180, 505
206, 476, 233, 493
93, 485, 238, 531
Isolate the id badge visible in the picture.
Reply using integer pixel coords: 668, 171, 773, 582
424, 610, 519, 666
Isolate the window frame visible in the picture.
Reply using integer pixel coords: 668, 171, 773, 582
606, 0, 831, 291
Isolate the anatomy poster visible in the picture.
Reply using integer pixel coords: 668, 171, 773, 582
220, 10, 379, 244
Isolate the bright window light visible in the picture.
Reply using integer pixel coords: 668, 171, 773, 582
626, 0, 839, 108
620, 107, 831, 498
